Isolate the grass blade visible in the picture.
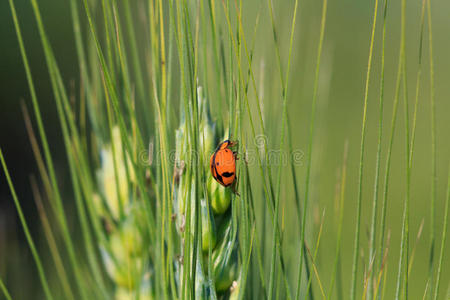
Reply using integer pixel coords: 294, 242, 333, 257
432, 164, 450, 299
350, 0, 379, 298
367, 1, 388, 298
0, 276, 12, 300
427, 0, 437, 297
295, 0, 328, 298
0, 148, 54, 300
394, 0, 409, 298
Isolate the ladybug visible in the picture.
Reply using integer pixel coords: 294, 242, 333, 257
210, 140, 238, 190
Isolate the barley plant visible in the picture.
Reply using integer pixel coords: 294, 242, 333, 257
1, 0, 449, 299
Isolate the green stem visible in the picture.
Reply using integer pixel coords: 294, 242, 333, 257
295, 0, 328, 298
427, 0, 437, 297
0, 149, 54, 300
350, 0, 379, 299
432, 164, 450, 300
0, 276, 12, 300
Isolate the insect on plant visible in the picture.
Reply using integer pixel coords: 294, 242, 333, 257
210, 140, 239, 194
1, 0, 450, 298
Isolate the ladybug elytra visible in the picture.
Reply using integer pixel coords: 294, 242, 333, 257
210, 140, 237, 189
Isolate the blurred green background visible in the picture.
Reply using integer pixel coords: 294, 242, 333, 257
1, 0, 449, 298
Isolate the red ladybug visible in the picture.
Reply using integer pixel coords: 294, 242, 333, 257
210, 140, 237, 189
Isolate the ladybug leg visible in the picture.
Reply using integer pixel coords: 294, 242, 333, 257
233, 151, 239, 160
229, 140, 239, 148
231, 181, 240, 196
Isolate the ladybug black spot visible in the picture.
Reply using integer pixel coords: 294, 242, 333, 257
216, 173, 224, 185
221, 172, 234, 178
216, 162, 219, 165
